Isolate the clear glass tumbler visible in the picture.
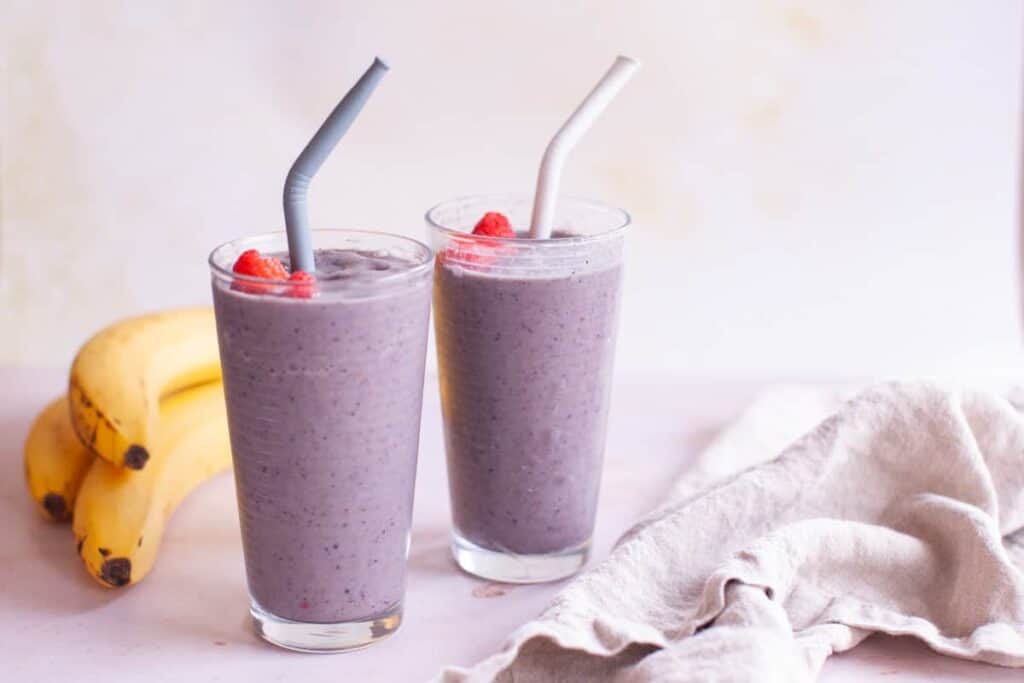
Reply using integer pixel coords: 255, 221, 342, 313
208, 230, 432, 652
427, 195, 628, 583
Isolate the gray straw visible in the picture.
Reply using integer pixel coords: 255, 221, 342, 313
283, 57, 390, 273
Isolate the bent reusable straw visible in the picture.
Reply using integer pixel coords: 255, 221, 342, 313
528, 56, 640, 239
283, 57, 390, 272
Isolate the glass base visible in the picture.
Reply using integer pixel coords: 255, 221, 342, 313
451, 532, 590, 584
250, 599, 401, 653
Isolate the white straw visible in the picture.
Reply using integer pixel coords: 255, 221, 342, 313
528, 55, 641, 239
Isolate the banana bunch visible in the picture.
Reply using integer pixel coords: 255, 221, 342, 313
23, 308, 232, 588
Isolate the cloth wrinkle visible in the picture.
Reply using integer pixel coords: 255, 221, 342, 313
437, 382, 1024, 682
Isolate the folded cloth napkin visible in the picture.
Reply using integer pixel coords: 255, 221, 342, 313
438, 382, 1024, 682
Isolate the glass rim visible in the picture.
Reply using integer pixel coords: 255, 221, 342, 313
424, 193, 631, 246
208, 229, 434, 290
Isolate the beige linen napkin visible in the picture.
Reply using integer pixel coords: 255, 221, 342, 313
439, 382, 1024, 682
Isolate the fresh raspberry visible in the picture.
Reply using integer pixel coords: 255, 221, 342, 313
231, 249, 289, 294
232, 249, 289, 280
444, 212, 517, 266
286, 270, 317, 299
232, 249, 261, 275
472, 212, 515, 238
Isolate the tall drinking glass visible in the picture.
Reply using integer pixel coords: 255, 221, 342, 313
428, 195, 628, 583
209, 230, 432, 652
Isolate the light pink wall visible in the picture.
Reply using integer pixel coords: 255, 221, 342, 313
2, 0, 1020, 377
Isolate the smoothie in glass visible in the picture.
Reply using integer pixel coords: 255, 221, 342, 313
209, 230, 432, 652
428, 195, 627, 582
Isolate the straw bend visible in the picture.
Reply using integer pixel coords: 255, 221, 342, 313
283, 57, 390, 272
529, 56, 641, 239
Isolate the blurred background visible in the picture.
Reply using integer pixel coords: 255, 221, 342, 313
2, 0, 1021, 379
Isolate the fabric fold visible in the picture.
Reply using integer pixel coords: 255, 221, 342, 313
438, 382, 1024, 682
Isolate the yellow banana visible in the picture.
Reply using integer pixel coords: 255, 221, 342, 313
69, 307, 221, 469
73, 381, 231, 587
24, 396, 94, 521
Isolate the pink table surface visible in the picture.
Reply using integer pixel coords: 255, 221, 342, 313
1, 366, 1017, 682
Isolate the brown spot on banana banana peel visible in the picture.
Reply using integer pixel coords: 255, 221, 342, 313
123, 445, 149, 469
42, 493, 69, 521
69, 383, 100, 450
98, 547, 111, 557
76, 536, 85, 555
24, 398, 94, 523
69, 379, 143, 469
76, 390, 93, 409
72, 380, 228, 589
99, 558, 131, 587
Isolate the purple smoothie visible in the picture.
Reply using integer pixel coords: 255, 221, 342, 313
212, 245, 431, 624
433, 232, 623, 556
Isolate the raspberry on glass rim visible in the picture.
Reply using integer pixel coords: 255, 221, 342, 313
443, 211, 517, 267
472, 212, 515, 238
286, 270, 317, 299
231, 249, 317, 297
